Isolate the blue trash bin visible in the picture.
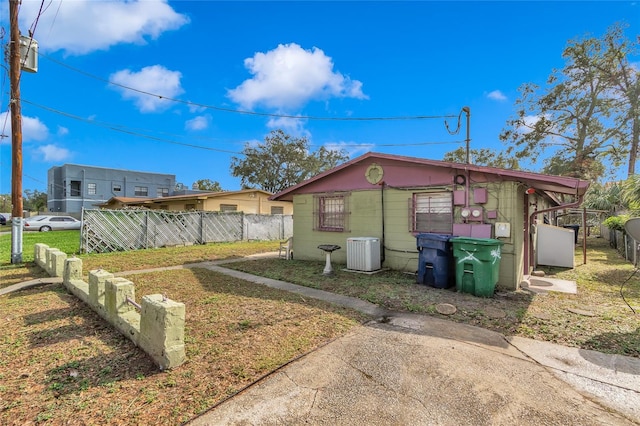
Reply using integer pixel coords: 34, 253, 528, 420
416, 233, 454, 288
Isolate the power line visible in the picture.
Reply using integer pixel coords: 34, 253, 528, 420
23, 98, 464, 151
38, 52, 457, 122
21, 99, 241, 154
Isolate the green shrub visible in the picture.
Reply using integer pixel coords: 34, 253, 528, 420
602, 215, 629, 231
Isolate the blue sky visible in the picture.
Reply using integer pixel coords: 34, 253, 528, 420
0, 1, 638, 194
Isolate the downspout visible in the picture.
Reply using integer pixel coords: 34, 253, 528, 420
380, 181, 386, 264
81, 168, 85, 212
526, 193, 585, 272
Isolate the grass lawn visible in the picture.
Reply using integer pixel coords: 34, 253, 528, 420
226, 237, 640, 357
0, 230, 279, 288
1, 232, 638, 424
0, 238, 366, 424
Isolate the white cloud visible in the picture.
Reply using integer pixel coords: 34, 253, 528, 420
19, 0, 189, 55
487, 90, 507, 101
266, 116, 310, 137
228, 43, 368, 110
324, 141, 374, 158
57, 126, 69, 136
520, 115, 541, 134
0, 112, 49, 142
110, 65, 184, 113
185, 115, 210, 131
35, 144, 71, 162
188, 103, 207, 114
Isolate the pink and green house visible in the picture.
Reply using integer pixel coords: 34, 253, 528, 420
271, 152, 590, 291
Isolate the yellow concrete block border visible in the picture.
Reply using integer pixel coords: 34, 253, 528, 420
34, 243, 186, 370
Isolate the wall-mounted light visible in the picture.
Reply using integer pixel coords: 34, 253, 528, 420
526, 188, 536, 195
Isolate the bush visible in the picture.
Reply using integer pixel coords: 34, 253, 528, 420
602, 215, 629, 231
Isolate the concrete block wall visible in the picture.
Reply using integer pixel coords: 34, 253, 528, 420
34, 243, 68, 277
35, 244, 186, 370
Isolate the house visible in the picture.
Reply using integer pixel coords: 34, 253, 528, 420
98, 189, 293, 215
270, 152, 590, 290
48, 164, 176, 213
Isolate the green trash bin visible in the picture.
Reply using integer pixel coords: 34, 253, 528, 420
450, 237, 504, 297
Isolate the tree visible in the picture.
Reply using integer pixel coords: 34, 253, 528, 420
24, 189, 47, 213
595, 24, 640, 177
582, 182, 624, 212
443, 147, 520, 169
230, 129, 349, 193
193, 179, 223, 192
620, 174, 640, 213
500, 25, 635, 180
0, 193, 10, 212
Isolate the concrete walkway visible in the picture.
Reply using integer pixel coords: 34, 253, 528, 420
3, 255, 640, 424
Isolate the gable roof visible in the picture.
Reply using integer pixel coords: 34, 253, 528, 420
271, 152, 590, 201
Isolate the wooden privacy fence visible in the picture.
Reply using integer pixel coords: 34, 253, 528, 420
80, 209, 293, 254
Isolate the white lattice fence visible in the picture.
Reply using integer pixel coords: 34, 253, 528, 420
81, 209, 291, 254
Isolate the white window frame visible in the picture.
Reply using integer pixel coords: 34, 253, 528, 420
411, 191, 453, 234
134, 186, 148, 197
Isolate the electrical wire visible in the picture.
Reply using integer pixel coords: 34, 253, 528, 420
38, 52, 457, 122
22, 98, 465, 150
20, 99, 241, 154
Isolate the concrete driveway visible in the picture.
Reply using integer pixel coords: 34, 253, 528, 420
188, 311, 639, 425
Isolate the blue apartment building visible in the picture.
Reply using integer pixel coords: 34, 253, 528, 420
47, 164, 176, 213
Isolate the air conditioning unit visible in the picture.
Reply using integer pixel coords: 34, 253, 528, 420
347, 237, 381, 272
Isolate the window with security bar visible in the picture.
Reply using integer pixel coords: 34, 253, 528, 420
314, 193, 349, 232
411, 192, 452, 233
220, 204, 237, 212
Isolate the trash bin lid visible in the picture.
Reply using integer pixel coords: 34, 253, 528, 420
416, 233, 451, 241
450, 237, 504, 246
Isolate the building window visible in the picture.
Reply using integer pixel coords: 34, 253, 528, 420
271, 206, 284, 215
314, 193, 349, 232
87, 183, 97, 195
411, 192, 452, 233
134, 186, 148, 197
70, 180, 81, 197
113, 184, 121, 192
185, 203, 197, 210
157, 187, 169, 197
220, 204, 237, 212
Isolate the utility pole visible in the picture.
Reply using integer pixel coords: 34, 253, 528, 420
462, 106, 470, 164
10, 0, 23, 263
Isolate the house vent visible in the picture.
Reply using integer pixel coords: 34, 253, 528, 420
347, 237, 381, 272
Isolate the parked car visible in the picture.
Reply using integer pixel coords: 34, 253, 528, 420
0, 215, 6, 226
23, 215, 81, 232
